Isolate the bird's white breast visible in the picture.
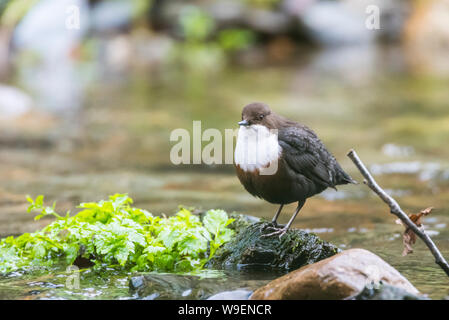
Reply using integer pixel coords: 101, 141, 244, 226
234, 125, 282, 172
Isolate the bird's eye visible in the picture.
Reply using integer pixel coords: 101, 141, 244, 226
258, 114, 264, 120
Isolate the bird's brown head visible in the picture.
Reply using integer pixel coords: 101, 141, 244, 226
239, 102, 279, 129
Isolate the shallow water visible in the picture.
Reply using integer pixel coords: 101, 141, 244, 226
1, 45, 449, 299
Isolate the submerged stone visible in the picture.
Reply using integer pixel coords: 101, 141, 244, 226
129, 274, 214, 300
128, 271, 271, 300
207, 289, 252, 300
206, 221, 340, 271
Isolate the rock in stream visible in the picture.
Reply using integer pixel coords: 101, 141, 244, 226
250, 248, 420, 300
129, 218, 340, 299
206, 221, 340, 271
128, 219, 423, 300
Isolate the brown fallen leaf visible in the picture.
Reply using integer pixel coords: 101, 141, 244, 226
395, 207, 433, 256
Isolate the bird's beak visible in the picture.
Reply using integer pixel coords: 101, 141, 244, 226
238, 119, 249, 126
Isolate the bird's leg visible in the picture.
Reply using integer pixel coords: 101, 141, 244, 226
271, 204, 284, 225
260, 204, 284, 232
284, 200, 305, 230
262, 200, 305, 239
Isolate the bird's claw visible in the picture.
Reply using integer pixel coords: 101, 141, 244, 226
259, 222, 282, 233
261, 227, 288, 239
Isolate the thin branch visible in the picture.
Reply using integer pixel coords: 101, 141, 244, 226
347, 149, 449, 277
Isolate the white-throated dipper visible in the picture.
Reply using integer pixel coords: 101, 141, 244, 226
234, 102, 356, 237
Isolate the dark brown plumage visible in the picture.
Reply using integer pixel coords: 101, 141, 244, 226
234, 102, 356, 237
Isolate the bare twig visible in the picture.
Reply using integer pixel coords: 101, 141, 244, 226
347, 149, 449, 277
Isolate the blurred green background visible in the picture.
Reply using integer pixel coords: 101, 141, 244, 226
0, 0, 449, 298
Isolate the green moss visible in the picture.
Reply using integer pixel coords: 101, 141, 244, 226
207, 221, 340, 271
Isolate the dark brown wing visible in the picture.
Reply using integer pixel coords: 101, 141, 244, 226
278, 126, 354, 189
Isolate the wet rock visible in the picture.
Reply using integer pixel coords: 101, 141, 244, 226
250, 248, 419, 300
90, 0, 134, 33
208, 289, 252, 300
129, 272, 267, 300
291, 0, 410, 46
373, 0, 411, 42
13, 0, 88, 55
206, 221, 340, 271
13, 0, 88, 116
73, 255, 95, 269
298, 0, 375, 46
351, 282, 429, 300
129, 274, 216, 300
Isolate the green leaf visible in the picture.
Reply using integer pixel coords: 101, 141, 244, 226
143, 246, 166, 255
32, 243, 46, 259
157, 228, 182, 250
179, 235, 207, 256
35, 195, 44, 207
64, 244, 79, 264
203, 209, 234, 235
115, 247, 130, 266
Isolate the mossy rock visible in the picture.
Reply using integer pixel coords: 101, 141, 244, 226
207, 221, 340, 271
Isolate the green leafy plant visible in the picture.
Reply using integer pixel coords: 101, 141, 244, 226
0, 194, 235, 274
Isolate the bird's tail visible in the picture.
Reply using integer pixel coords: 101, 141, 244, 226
335, 165, 358, 185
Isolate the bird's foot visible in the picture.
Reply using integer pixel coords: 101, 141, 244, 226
271, 221, 285, 228
261, 227, 288, 239
260, 221, 284, 233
